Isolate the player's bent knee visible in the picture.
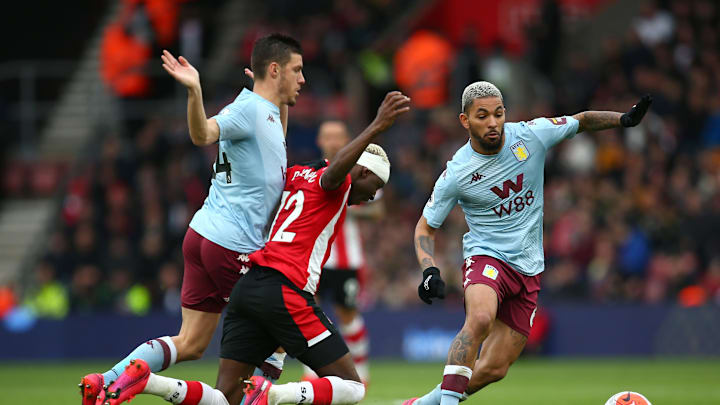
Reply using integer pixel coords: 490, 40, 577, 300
466, 312, 493, 335
326, 376, 365, 404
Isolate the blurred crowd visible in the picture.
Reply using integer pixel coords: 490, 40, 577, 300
13, 0, 720, 318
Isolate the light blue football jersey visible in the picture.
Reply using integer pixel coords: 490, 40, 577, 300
189, 88, 287, 253
422, 116, 579, 276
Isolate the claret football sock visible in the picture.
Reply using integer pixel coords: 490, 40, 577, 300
261, 351, 287, 382
103, 336, 177, 384
439, 365, 472, 405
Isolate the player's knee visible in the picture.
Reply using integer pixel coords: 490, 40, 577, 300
466, 312, 493, 335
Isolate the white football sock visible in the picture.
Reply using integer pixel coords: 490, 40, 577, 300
269, 381, 313, 404
143, 373, 188, 403
326, 376, 365, 404
269, 377, 366, 405
143, 375, 228, 405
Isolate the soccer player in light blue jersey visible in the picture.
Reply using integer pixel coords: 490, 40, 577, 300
79, 34, 305, 405
405, 81, 652, 405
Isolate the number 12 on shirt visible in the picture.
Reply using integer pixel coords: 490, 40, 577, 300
268, 190, 305, 243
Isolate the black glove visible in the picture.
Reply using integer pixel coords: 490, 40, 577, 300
418, 267, 445, 305
620, 95, 652, 127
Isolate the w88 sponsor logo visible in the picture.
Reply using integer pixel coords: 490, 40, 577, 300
492, 190, 535, 217
489, 173, 535, 218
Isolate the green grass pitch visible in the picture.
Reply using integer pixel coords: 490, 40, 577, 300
2, 357, 718, 404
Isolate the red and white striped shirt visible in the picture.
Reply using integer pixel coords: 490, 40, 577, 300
250, 164, 351, 294
324, 209, 364, 270
325, 189, 382, 270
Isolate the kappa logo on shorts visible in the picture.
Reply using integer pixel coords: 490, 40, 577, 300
464, 261, 475, 288
463, 271, 473, 288
530, 307, 537, 327
482, 264, 499, 280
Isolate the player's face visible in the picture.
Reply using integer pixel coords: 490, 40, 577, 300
280, 53, 305, 106
348, 169, 385, 205
317, 121, 350, 160
460, 97, 506, 153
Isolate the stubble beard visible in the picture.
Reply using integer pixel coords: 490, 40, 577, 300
471, 127, 504, 154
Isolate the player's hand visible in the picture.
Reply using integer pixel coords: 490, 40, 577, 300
418, 267, 445, 305
244, 68, 254, 81
161, 50, 200, 90
371, 91, 411, 132
620, 95, 652, 127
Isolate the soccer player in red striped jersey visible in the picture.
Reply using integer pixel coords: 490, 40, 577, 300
104, 91, 410, 405
301, 121, 383, 383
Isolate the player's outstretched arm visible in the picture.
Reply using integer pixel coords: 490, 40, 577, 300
573, 95, 652, 134
320, 91, 410, 191
415, 216, 445, 304
161, 50, 219, 146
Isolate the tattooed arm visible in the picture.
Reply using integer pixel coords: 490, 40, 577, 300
573, 96, 653, 134
414, 216, 437, 269
572, 111, 622, 134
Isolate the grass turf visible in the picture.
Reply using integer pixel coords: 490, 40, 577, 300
2, 357, 718, 404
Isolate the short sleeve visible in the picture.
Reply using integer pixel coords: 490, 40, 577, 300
422, 166, 459, 229
212, 102, 254, 141
526, 116, 579, 150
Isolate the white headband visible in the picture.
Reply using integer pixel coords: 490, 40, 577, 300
356, 152, 390, 184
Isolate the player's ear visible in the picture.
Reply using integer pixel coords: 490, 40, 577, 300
269, 62, 280, 78
459, 113, 470, 129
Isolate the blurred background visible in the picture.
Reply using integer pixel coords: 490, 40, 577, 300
1, 0, 719, 403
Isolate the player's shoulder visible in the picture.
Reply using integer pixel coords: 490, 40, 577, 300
447, 142, 473, 164
287, 160, 328, 186
441, 143, 474, 180
221, 88, 267, 113
504, 120, 545, 145
504, 120, 535, 135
